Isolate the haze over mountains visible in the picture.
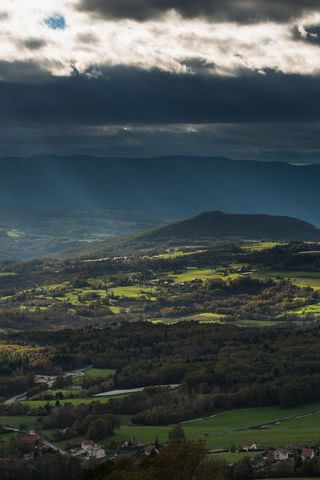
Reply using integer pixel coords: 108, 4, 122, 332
0, 155, 319, 259
1, 156, 320, 226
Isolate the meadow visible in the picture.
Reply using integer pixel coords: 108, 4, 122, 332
5, 400, 320, 451
170, 268, 241, 283
254, 270, 320, 290
110, 403, 320, 450
108, 286, 157, 299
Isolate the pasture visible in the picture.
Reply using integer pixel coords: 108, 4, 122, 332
112, 403, 320, 450
108, 286, 157, 299
83, 368, 116, 378
189, 313, 226, 323
254, 270, 320, 291
170, 268, 240, 283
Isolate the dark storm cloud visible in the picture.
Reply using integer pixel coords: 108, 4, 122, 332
292, 24, 320, 44
78, 0, 320, 23
0, 60, 51, 83
2, 65, 320, 125
21, 38, 47, 51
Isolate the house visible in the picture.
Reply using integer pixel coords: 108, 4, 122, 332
81, 440, 106, 459
144, 444, 159, 457
302, 447, 315, 461
273, 448, 290, 461
243, 441, 257, 451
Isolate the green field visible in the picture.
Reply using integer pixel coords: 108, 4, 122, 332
22, 397, 115, 407
189, 313, 226, 323
109, 286, 157, 299
242, 242, 286, 252
3, 404, 320, 451
111, 404, 320, 450
6, 230, 23, 239
171, 269, 240, 283
0, 416, 38, 443
57, 288, 108, 305
288, 301, 320, 317
254, 270, 320, 291
0, 416, 39, 428
83, 368, 116, 378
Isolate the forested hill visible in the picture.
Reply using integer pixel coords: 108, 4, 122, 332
139, 211, 320, 243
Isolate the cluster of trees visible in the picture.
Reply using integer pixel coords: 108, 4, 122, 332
148, 276, 318, 320
5, 321, 320, 423
38, 403, 119, 442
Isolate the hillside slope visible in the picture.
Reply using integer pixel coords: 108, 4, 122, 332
139, 211, 320, 243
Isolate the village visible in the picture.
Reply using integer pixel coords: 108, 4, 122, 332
5, 423, 320, 479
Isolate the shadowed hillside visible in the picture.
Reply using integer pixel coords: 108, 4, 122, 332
141, 211, 320, 243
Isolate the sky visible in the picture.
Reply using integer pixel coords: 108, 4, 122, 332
2, 0, 320, 161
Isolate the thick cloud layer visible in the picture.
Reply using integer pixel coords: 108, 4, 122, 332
2, 66, 320, 125
78, 0, 320, 23
2, 1, 320, 159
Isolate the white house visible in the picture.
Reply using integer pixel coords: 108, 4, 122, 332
273, 448, 289, 461
81, 440, 106, 459
243, 440, 257, 452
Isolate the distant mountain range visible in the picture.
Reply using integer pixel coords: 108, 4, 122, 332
0, 155, 319, 226
140, 211, 320, 243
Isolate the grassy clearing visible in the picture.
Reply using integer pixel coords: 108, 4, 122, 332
242, 242, 286, 252
155, 249, 206, 259
189, 313, 226, 323
109, 306, 121, 314
109, 286, 157, 299
84, 368, 116, 378
288, 301, 320, 317
43, 389, 83, 396
254, 270, 320, 291
22, 397, 115, 408
171, 269, 240, 283
0, 416, 39, 428
6, 230, 23, 239
56, 287, 109, 305
71, 368, 116, 386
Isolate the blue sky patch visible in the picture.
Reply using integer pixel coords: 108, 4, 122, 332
45, 15, 66, 30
